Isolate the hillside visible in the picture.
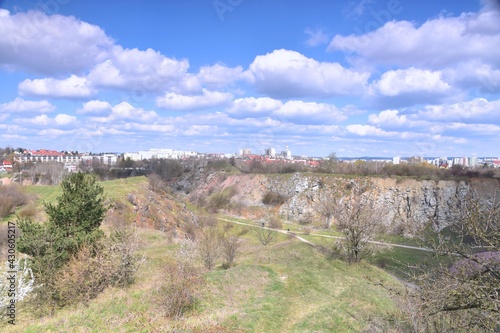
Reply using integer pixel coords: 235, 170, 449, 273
1, 176, 404, 332
182, 172, 500, 234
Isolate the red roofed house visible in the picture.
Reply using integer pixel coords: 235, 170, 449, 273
2, 160, 13, 170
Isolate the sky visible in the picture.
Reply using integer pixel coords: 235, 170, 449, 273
0, 0, 499, 158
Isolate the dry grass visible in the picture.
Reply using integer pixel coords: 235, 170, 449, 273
0, 184, 28, 218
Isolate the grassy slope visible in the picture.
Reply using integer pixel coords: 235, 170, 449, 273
2, 176, 402, 333
23, 176, 148, 206
1, 176, 148, 223
5, 227, 400, 333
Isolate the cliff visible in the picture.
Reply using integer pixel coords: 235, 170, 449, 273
183, 172, 499, 234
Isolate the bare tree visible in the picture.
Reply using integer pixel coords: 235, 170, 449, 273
333, 182, 386, 263
197, 224, 221, 270
220, 232, 241, 269
157, 259, 204, 319
317, 188, 336, 229
372, 187, 500, 332
407, 188, 500, 332
254, 221, 277, 246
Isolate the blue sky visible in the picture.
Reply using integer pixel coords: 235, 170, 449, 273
0, 0, 499, 157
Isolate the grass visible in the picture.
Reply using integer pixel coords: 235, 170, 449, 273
22, 176, 147, 207
204, 227, 400, 333
2, 175, 406, 332
3, 223, 401, 333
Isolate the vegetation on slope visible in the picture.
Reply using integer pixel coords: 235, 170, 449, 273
0, 176, 403, 333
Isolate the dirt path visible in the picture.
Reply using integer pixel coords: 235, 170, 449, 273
218, 217, 433, 252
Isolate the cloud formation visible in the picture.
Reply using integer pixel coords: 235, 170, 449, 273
0, 97, 55, 113
19, 75, 95, 98
0, 9, 113, 74
249, 49, 369, 98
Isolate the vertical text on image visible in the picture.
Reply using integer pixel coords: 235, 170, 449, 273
6, 221, 17, 325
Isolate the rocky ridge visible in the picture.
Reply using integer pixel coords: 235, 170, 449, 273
183, 172, 499, 233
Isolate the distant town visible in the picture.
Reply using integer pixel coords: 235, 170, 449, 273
1, 146, 499, 174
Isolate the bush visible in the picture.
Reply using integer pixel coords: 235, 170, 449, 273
53, 228, 142, 307
220, 233, 241, 269
156, 261, 203, 319
262, 191, 287, 206
148, 173, 167, 193
197, 226, 221, 270
206, 186, 237, 213
17, 203, 37, 218
254, 227, 276, 246
17, 173, 107, 312
0, 184, 28, 218
54, 246, 113, 307
268, 215, 283, 229
298, 212, 314, 225
107, 228, 143, 287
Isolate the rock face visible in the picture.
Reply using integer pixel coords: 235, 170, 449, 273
184, 172, 499, 233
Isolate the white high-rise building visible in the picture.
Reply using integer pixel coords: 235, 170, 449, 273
393, 157, 400, 165
265, 148, 276, 157
282, 146, 292, 159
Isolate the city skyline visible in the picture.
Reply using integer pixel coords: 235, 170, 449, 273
0, 0, 499, 157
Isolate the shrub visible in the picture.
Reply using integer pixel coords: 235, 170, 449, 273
262, 191, 287, 206
238, 227, 250, 236
197, 226, 221, 270
53, 228, 142, 307
220, 233, 240, 269
254, 227, 276, 246
0, 184, 28, 218
54, 246, 113, 307
17, 203, 37, 218
107, 228, 143, 287
17, 173, 107, 312
156, 261, 203, 319
206, 186, 237, 213
267, 215, 283, 229
302, 226, 312, 235
199, 215, 218, 228
148, 173, 167, 193
298, 212, 314, 225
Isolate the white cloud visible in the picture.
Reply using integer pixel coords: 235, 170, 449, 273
229, 97, 283, 117
78, 100, 112, 114
18, 75, 95, 98
417, 98, 500, 123
38, 128, 76, 137
122, 123, 175, 133
370, 68, 451, 97
444, 61, 500, 94
55, 114, 77, 126
0, 97, 55, 113
346, 124, 393, 137
249, 49, 369, 98
304, 28, 329, 46
343, 0, 374, 18
368, 110, 408, 127
88, 47, 195, 93
156, 89, 233, 111
367, 67, 453, 107
0, 10, 113, 74
90, 102, 158, 123
19, 114, 51, 126
197, 64, 249, 87
14, 113, 77, 127
274, 100, 347, 124
184, 125, 218, 136
329, 7, 500, 69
